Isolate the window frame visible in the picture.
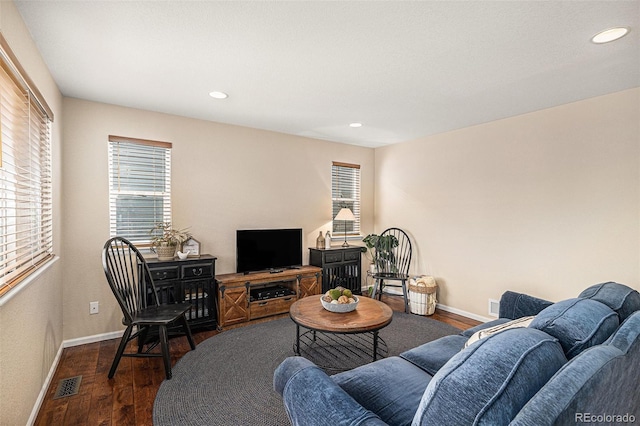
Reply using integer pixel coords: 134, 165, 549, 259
107, 135, 172, 246
0, 32, 54, 297
331, 161, 361, 237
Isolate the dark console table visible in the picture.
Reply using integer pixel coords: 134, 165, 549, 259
144, 254, 217, 330
309, 246, 362, 294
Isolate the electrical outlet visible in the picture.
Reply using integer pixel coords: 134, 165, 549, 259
90, 301, 99, 315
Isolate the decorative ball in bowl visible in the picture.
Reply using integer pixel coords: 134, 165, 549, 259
320, 287, 359, 313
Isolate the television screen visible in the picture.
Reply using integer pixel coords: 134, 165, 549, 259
236, 228, 303, 273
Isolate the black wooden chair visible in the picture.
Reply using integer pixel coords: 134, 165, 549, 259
102, 237, 196, 380
370, 228, 413, 313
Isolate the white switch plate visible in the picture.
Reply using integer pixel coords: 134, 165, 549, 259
90, 301, 99, 315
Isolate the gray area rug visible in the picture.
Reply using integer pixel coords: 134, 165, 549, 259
153, 312, 461, 425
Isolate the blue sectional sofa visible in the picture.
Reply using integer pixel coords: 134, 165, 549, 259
274, 282, 640, 425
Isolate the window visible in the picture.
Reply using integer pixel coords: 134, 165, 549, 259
108, 135, 172, 244
0, 34, 54, 297
331, 161, 361, 236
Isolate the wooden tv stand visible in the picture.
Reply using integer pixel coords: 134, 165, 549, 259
216, 266, 322, 329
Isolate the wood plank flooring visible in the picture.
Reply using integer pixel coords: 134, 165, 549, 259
35, 295, 480, 426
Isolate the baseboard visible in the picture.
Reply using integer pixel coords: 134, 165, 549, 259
63, 330, 124, 348
436, 303, 493, 323
363, 284, 494, 323
27, 343, 64, 426
28, 330, 124, 425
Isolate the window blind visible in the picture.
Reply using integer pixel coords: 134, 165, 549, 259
331, 161, 361, 235
0, 34, 54, 297
108, 135, 172, 244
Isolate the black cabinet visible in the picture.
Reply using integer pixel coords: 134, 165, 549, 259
309, 247, 362, 294
144, 254, 217, 330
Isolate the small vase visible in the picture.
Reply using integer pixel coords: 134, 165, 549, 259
156, 245, 176, 261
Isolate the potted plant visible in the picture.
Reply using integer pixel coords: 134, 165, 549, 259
149, 222, 191, 260
362, 233, 399, 273
361, 234, 378, 272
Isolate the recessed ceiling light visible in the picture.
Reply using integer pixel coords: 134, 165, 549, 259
349, 122, 363, 128
591, 27, 629, 44
209, 91, 228, 99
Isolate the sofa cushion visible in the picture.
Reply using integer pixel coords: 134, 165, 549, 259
464, 316, 535, 348
412, 328, 567, 425
332, 356, 431, 426
578, 282, 640, 322
399, 335, 468, 375
529, 298, 618, 359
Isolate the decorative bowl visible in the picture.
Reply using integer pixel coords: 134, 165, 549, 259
321, 295, 359, 313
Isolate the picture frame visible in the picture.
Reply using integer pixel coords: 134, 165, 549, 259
182, 237, 201, 257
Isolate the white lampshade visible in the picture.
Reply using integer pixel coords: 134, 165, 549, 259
334, 208, 356, 221
334, 207, 355, 247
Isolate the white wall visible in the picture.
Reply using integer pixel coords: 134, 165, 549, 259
61, 98, 375, 340
0, 1, 64, 425
375, 88, 640, 317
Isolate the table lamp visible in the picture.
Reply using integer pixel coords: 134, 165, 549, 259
334, 207, 356, 247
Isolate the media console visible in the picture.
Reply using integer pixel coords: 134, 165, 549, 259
216, 266, 322, 329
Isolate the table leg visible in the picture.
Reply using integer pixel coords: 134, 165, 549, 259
373, 330, 379, 361
295, 324, 300, 355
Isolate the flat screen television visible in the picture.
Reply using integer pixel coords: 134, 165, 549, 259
236, 228, 303, 274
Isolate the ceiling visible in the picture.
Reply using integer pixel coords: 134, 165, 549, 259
15, 1, 640, 148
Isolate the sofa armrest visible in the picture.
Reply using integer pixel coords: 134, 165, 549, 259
274, 357, 387, 426
499, 291, 553, 319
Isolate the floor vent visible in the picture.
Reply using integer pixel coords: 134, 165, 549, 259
488, 299, 500, 317
53, 375, 82, 399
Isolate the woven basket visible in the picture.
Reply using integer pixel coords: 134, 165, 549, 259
156, 245, 176, 261
408, 283, 437, 295
409, 276, 437, 315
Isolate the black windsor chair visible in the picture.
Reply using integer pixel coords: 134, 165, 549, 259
102, 237, 196, 380
370, 228, 413, 313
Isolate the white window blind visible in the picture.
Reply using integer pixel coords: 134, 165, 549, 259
332, 161, 361, 235
108, 135, 172, 244
0, 34, 54, 297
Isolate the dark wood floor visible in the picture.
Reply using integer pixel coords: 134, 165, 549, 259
35, 295, 480, 426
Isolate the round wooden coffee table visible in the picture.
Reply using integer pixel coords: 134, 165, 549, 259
289, 295, 393, 372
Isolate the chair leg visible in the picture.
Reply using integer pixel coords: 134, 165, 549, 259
137, 325, 149, 353
371, 278, 380, 300
159, 325, 172, 380
401, 280, 410, 313
180, 315, 196, 350
109, 325, 133, 379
